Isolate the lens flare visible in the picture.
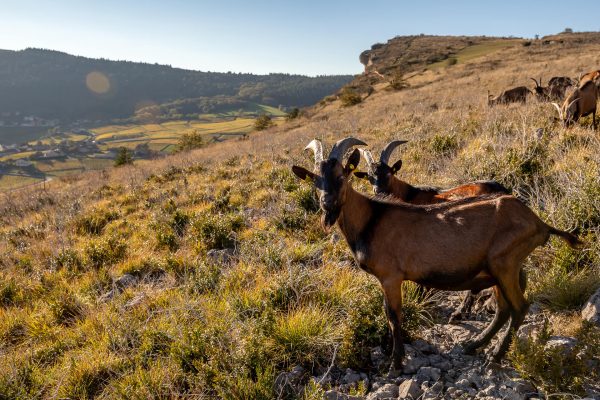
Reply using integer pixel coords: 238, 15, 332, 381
86, 71, 110, 94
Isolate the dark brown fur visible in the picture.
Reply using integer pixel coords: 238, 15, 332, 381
488, 86, 531, 106
293, 141, 582, 372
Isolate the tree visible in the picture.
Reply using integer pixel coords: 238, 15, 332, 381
177, 131, 204, 152
285, 107, 300, 121
254, 114, 274, 131
114, 147, 133, 166
563, 27, 573, 34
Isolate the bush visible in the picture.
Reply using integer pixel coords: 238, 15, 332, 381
84, 235, 128, 268
389, 72, 409, 90
509, 320, 600, 395
339, 88, 362, 107
285, 107, 300, 121
74, 207, 119, 235
177, 130, 204, 152
429, 134, 459, 157
193, 212, 245, 250
254, 114, 274, 131
52, 248, 83, 272
49, 290, 86, 325
114, 147, 133, 167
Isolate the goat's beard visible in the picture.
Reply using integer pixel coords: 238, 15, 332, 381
321, 210, 340, 231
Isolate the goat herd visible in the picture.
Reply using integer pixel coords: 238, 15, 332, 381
291, 137, 583, 373
488, 68, 600, 130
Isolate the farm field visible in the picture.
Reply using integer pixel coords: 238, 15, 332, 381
0, 115, 284, 191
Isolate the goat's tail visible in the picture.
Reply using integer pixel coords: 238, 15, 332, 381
549, 227, 584, 249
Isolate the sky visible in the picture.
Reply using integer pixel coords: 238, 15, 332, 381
1, 0, 598, 76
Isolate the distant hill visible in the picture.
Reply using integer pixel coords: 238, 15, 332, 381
344, 34, 521, 93
0, 48, 352, 123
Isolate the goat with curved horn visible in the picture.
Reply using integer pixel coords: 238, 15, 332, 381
380, 140, 408, 164
291, 138, 582, 372
329, 137, 367, 161
553, 79, 596, 129
304, 139, 324, 171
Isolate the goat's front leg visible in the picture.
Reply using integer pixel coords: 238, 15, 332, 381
382, 278, 405, 374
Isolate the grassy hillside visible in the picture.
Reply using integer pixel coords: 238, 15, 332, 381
1, 35, 600, 398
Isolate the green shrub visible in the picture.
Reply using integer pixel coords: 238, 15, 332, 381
275, 207, 307, 231
52, 248, 82, 272
193, 212, 245, 250
177, 130, 204, 151
293, 186, 319, 213
215, 366, 275, 400
429, 134, 459, 157
155, 223, 178, 251
254, 114, 274, 131
340, 88, 362, 107
114, 147, 134, 167
74, 207, 119, 235
509, 321, 600, 395
0, 280, 20, 307
49, 290, 86, 325
84, 235, 127, 268
59, 355, 126, 399
531, 267, 600, 311
338, 280, 388, 367
285, 107, 300, 121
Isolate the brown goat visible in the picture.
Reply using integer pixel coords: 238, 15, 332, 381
292, 137, 581, 372
530, 76, 575, 102
579, 69, 600, 87
488, 86, 531, 106
552, 79, 598, 129
354, 140, 510, 322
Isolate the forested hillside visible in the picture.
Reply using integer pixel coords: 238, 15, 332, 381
0, 48, 352, 123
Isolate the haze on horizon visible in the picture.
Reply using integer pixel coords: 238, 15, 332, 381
1, 0, 599, 76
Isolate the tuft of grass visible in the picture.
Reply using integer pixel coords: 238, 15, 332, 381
83, 234, 128, 269
74, 207, 119, 235
193, 211, 244, 250
48, 289, 87, 325
59, 353, 127, 399
509, 320, 600, 395
271, 306, 340, 367
531, 267, 600, 311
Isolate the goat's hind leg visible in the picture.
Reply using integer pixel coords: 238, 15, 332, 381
449, 291, 476, 323
463, 286, 510, 355
489, 270, 529, 361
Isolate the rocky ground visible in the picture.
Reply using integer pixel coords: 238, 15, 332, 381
276, 291, 600, 400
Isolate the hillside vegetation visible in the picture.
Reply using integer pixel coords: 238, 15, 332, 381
1, 34, 600, 399
0, 48, 351, 124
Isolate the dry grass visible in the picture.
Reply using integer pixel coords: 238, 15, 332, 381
0, 36, 599, 398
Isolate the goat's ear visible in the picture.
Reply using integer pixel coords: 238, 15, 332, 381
353, 171, 369, 179
344, 149, 361, 174
391, 159, 403, 174
292, 165, 317, 182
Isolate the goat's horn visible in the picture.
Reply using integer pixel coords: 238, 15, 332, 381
567, 97, 580, 110
380, 140, 408, 165
304, 139, 323, 171
551, 102, 562, 119
329, 137, 367, 162
530, 77, 539, 87
358, 149, 376, 174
